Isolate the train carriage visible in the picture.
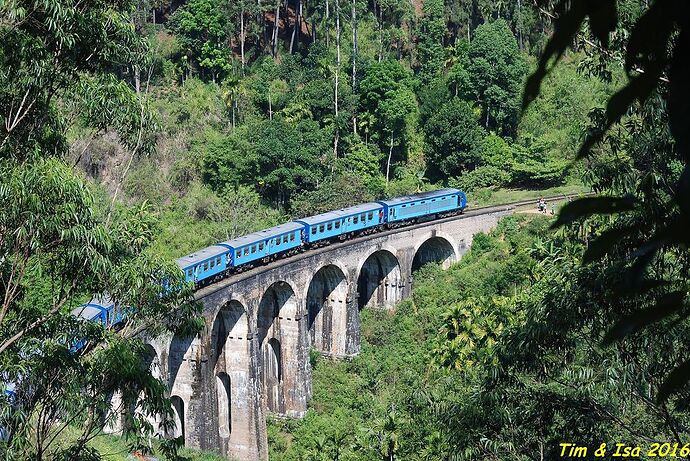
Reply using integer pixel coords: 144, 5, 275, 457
71, 296, 124, 327
295, 202, 385, 244
221, 222, 303, 268
177, 245, 231, 285
378, 188, 466, 223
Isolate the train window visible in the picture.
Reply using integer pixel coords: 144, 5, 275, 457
360, 213, 366, 221
259, 242, 264, 250
236, 250, 241, 258
203, 262, 209, 271
244, 248, 249, 256
217, 257, 222, 265
187, 269, 193, 277
210, 259, 215, 268
327, 222, 333, 230
402, 204, 406, 207
290, 233, 295, 241
283, 235, 288, 243
251, 245, 256, 253
335, 221, 341, 229
353, 216, 359, 224
367, 212, 373, 220
311, 227, 317, 235
319, 224, 325, 232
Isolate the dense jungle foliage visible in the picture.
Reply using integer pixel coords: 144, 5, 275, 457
2, 0, 690, 459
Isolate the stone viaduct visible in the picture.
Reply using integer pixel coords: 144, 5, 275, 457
127, 204, 517, 460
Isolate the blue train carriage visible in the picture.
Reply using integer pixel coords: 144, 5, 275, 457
176, 245, 232, 287
221, 222, 303, 269
70, 296, 125, 350
71, 296, 124, 328
295, 202, 385, 245
379, 188, 467, 225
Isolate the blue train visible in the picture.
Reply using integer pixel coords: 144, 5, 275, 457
177, 188, 467, 287
65, 189, 465, 328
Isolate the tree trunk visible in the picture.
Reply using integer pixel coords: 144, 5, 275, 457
378, 2, 383, 62
240, 3, 246, 74
386, 131, 393, 183
517, 0, 523, 50
269, 89, 273, 120
325, 0, 330, 47
351, 0, 357, 134
333, 0, 340, 157
272, 0, 280, 57
134, 65, 140, 94
290, 0, 302, 53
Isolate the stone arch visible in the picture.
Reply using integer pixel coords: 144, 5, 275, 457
167, 333, 197, 390
257, 281, 301, 415
167, 332, 199, 443
356, 250, 402, 309
306, 264, 349, 356
210, 300, 249, 370
137, 344, 163, 435
168, 395, 185, 441
209, 300, 249, 446
412, 236, 457, 272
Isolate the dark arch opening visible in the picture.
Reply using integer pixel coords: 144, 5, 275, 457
412, 237, 456, 273
169, 395, 185, 441
257, 282, 297, 415
356, 250, 401, 309
306, 265, 348, 355
264, 338, 282, 412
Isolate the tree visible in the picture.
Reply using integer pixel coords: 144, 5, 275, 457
415, 0, 446, 83
359, 60, 418, 179
423, 99, 485, 180
168, 0, 233, 81
522, 0, 690, 402
467, 19, 527, 137
252, 118, 330, 208
0, 0, 198, 458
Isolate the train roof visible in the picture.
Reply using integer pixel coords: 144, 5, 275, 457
378, 188, 461, 206
71, 305, 105, 321
176, 245, 229, 269
295, 202, 384, 225
221, 222, 305, 248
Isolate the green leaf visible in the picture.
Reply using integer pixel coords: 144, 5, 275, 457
603, 291, 686, 345
587, 0, 617, 47
658, 358, 690, 404
582, 225, 636, 264
552, 196, 636, 228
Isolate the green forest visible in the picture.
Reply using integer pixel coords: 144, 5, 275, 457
2, 0, 690, 459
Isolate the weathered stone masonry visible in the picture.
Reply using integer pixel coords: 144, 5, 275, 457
131, 207, 513, 460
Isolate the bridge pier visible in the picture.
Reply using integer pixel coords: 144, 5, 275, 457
144, 207, 512, 460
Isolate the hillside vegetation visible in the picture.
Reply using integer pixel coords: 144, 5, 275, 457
69, 0, 619, 258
